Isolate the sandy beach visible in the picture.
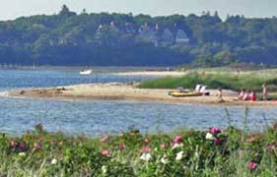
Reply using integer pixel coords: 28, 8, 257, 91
7, 83, 277, 106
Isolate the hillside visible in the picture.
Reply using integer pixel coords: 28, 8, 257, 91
0, 5, 277, 66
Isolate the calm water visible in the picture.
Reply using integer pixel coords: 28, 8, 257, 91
0, 69, 154, 90
0, 69, 277, 135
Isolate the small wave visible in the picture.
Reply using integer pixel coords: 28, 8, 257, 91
0, 91, 9, 97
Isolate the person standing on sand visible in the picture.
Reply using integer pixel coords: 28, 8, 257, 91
217, 88, 224, 102
262, 84, 268, 100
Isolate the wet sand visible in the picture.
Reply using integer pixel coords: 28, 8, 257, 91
7, 83, 277, 106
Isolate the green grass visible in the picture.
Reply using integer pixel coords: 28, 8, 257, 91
140, 72, 277, 91
1, 123, 277, 176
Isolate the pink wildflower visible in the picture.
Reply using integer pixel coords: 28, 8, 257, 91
10, 140, 18, 148
33, 143, 42, 151
267, 144, 276, 151
141, 146, 151, 153
118, 143, 126, 151
247, 161, 258, 170
247, 136, 255, 143
213, 138, 221, 146
210, 127, 221, 135
19, 143, 26, 152
160, 142, 167, 149
170, 141, 175, 147
101, 149, 111, 156
174, 135, 183, 144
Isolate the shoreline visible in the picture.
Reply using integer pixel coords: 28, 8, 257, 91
115, 71, 187, 77
7, 83, 277, 107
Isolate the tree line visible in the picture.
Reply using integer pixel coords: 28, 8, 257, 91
0, 5, 276, 66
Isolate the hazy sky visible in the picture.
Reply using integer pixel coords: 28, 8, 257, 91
0, 0, 276, 21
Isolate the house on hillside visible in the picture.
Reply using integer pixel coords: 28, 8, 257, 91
160, 28, 174, 46
138, 23, 159, 46
175, 29, 190, 44
138, 23, 150, 34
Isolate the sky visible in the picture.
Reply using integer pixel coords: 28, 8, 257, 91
0, 0, 276, 21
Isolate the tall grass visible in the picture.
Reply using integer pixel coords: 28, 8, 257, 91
140, 72, 277, 91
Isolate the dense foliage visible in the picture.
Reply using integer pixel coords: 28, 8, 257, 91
1, 124, 277, 176
1, 5, 277, 66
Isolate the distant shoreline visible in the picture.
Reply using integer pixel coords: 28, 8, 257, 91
0, 66, 176, 73
7, 83, 277, 107
115, 71, 187, 77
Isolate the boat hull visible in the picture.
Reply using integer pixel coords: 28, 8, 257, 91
170, 91, 202, 97
80, 69, 92, 75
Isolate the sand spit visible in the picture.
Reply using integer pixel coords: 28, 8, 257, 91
7, 83, 277, 107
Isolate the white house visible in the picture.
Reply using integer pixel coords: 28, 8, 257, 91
175, 29, 190, 43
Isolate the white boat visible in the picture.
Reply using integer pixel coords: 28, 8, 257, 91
80, 69, 92, 75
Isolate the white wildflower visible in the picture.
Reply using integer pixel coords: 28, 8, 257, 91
195, 151, 200, 158
18, 152, 26, 157
172, 143, 184, 149
140, 153, 152, 161
101, 165, 107, 174
161, 155, 168, 164
205, 132, 214, 140
51, 158, 58, 165
176, 151, 183, 161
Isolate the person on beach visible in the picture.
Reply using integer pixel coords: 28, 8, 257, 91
248, 90, 257, 101
236, 89, 245, 100
262, 83, 268, 100
243, 90, 249, 101
217, 88, 224, 102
